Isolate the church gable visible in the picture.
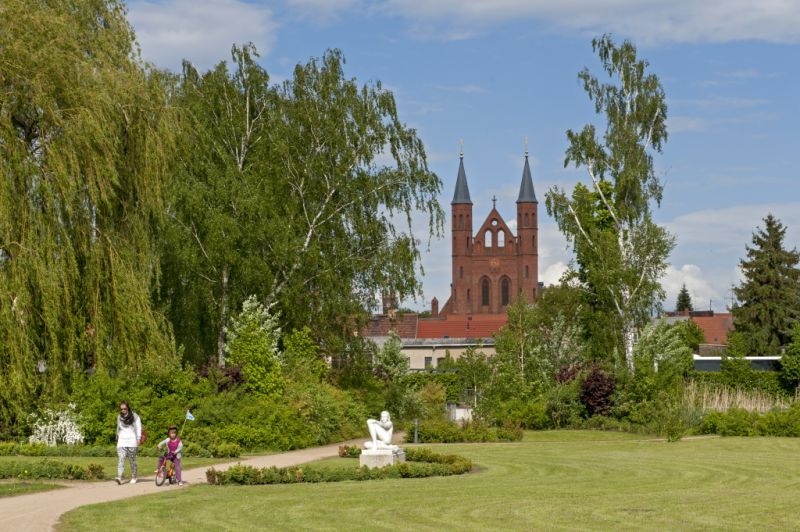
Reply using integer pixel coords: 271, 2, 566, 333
474, 207, 515, 252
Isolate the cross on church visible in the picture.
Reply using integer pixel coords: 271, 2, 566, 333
492, 195, 497, 208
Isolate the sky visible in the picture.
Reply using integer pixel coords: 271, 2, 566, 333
127, 0, 800, 313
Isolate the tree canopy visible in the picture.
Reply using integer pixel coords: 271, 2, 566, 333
0, 0, 175, 422
545, 35, 674, 372
0, 1, 443, 425
160, 46, 444, 366
676, 284, 693, 312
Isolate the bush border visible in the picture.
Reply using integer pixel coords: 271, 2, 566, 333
206, 448, 472, 485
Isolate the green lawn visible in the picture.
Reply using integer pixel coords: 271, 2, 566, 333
59, 431, 800, 530
0, 481, 65, 497
0, 455, 226, 480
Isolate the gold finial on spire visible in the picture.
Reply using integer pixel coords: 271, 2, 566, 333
524, 136, 529, 157
459, 138, 464, 158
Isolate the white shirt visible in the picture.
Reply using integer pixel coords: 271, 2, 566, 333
116, 413, 142, 448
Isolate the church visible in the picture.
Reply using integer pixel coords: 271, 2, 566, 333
437, 148, 540, 317
363, 149, 541, 370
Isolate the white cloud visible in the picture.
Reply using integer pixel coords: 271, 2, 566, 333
660, 264, 720, 312
128, 0, 277, 71
380, 0, 800, 44
667, 202, 800, 251
540, 261, 569, 286
664, 202, 800, 311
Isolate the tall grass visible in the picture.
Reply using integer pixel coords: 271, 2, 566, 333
684, 380, 795, 414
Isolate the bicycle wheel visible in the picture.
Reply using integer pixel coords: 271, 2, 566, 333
155, 465, 167, 486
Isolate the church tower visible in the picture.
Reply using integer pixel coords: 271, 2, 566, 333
441, 145, 539, 317
516, 149, 539, 301
450, 150, 473, 314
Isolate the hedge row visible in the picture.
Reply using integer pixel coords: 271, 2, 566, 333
205, 448, 472, 485
0, 459, 105, 480
409, 420, 523, 443
700, 405, 800, 437
0, 441, 240, 459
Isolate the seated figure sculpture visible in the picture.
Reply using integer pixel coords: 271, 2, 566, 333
365, 411, 398, 452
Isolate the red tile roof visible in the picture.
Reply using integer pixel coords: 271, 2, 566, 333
691, 313, 734, 344
416, 314, 507, 339
362, 313, 419, 338
362, 313, 507, 340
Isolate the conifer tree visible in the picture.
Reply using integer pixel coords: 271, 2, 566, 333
733, 215, 800, 356
676, 284, 693, 312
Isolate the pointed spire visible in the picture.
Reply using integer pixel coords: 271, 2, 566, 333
517, 149, 537, 204
452, 146, 472, 205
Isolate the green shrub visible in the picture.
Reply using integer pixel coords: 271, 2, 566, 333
0, 442, 19, 455
338, 445, 361, 458
546, 382, 585, 427
409, 420, 522, 443
701, 408, 758, 436
691, 371, 785, 397
490, 397, 551, 430
401, 372, 462, 403
206, 449, 472, 485
701, 403, 800, 437
0, 459, 105, 480
212, 442, 242, 458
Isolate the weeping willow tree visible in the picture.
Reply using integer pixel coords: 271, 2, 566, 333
0, 0, 175, 425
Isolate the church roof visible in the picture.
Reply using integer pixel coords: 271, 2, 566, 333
516, 154, 537, 203
451, 156, 472, 205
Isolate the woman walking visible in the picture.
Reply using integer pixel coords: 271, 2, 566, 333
115, 401, 142, 484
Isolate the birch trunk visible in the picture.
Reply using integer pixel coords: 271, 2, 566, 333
217, 267, 229, 367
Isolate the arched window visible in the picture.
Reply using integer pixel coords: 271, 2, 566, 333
532, 235, 535, 247
525, 265, 529, 279
467, 289, 471, 300
459, 266, 463, 279
501, 278, 510, 306
481, 278, 490, 306
459, 214, 463, 229
497, 231, 505, 247
524, 213, 529, 227
485, 229, 492, 247
466, 236, 470, 248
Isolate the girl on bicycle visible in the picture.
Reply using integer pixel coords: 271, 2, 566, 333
156, 425, 183, 486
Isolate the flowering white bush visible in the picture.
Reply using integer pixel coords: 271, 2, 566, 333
28, 404, 84, 446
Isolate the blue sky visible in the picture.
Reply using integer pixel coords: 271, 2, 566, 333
128, 0, 800, 313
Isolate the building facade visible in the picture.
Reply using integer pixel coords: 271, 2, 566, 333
439, 151, 539, 316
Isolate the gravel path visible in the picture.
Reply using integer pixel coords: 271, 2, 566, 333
0, 438, 363, 532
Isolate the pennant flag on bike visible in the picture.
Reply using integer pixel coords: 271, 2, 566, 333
186, 410, 195, 421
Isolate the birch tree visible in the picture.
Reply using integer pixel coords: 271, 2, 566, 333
161, 48, 443, 365
546, 35, 674, 373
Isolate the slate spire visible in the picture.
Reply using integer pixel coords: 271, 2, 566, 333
516, 151, 537, 204
451, 150, 472, 205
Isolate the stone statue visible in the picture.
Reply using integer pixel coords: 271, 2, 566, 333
365, 411, 398, 451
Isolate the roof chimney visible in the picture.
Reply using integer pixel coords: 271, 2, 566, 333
431, 297, 439, 318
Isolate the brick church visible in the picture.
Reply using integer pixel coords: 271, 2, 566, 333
437, 149, 539, 316
363, 150, 541, 369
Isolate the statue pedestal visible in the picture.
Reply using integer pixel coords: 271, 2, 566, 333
359, 448, 405, 469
